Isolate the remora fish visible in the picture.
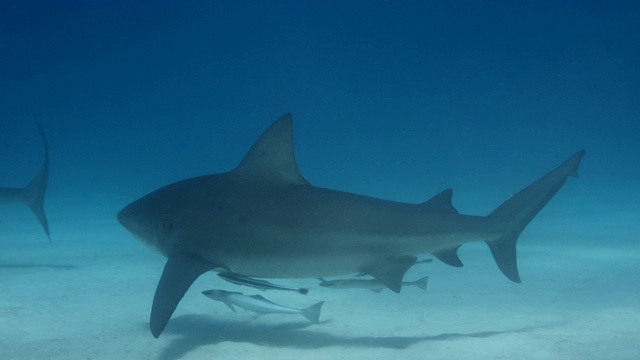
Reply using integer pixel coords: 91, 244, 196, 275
202, 289, 323, 324
218, 272, 309, 294
319, 276, 429, 293
0, 123, 50, 241
356, 258, 432, 276
117, 113, 585, 338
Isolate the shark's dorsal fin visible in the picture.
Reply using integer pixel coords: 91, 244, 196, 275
232, 113, 310, 186
420, 188, 458, 214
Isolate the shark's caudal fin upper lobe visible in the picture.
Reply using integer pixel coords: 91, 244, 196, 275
487, 150, 586, 282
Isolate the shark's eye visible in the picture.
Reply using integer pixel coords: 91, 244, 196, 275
163, 221, 175, 234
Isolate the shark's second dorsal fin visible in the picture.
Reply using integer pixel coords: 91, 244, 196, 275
420, 189, 458, 214
232, 113, 310, 186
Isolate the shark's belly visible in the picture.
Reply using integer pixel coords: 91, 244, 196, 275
196, 230, 431, 278
181, 190, 493, 278
223, 253, 371, 278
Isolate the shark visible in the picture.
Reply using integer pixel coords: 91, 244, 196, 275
0, 124, 50, 241
117, 113, 585, 338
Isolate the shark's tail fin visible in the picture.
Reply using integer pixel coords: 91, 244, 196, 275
22, 123, 50, 241
486, 150, 585, 283
301, 301, 324, 324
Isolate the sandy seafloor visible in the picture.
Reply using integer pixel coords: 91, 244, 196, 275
1, 182, 638, 360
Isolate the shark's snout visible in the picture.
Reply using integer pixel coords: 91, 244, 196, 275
116, 205, 135, 232
116, 207, 127, 225
118, 196, 177, 258
117, 202, 152, 241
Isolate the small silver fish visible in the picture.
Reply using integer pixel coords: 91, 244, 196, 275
355, 258, 432, 276
415, 258, 433, 265
218, 272, 309, 294
318, 276, 429, 293
202, 289, 324, 324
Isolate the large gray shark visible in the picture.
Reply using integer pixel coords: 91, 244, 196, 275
0, 124, 50, 241
117, 114, 585, 338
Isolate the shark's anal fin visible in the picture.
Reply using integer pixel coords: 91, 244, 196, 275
150, 254, 216, 338
361, 256, 417, 293
432, 245, 463, 267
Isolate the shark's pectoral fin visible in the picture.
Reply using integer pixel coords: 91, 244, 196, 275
362, 256, 417, 293
150, 254, 217, 338
432, 246, 464, 267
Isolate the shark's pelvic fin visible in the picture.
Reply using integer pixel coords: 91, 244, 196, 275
232, 113, 310, 186
361, 255, 417, 293
487, 150, 586, 283
150, 254, 217, 338
432, 245, 464, 267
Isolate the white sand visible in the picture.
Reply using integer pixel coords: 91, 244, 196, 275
1, 196, 638, 360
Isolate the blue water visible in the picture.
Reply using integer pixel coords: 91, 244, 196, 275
1, 1, 638, 359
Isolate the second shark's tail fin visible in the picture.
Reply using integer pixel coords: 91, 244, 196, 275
487, 150, 585, 283
22, 123, 50, 241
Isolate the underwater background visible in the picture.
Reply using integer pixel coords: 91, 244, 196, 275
1, 1, 638, 359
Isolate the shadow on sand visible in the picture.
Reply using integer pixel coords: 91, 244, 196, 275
158, 314, 550, 360
0, 263, 76, 270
